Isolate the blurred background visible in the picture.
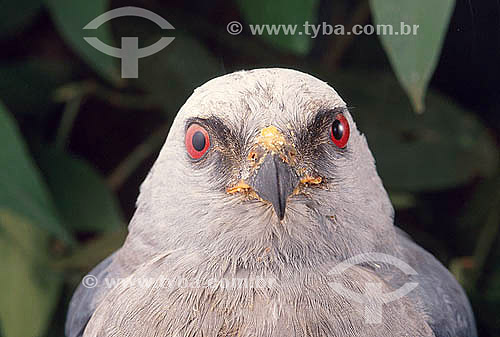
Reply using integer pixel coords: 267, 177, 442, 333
0, 0, 499, 336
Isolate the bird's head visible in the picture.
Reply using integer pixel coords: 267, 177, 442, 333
127, 68, 396, 268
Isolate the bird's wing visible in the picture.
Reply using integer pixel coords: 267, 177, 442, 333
65, 252, 116, 337
393, 229, 477, 337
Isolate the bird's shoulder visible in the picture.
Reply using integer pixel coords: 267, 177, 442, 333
388, 229, 477, 337
65, 252, 116, 337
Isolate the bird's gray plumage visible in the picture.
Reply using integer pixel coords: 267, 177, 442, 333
65, 253, 115, 337
66, 68, 476, 337
397, 234, 476, 337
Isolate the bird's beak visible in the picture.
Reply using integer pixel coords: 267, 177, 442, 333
240, 125, 300, 220
248, 153, 299, 220
227, 126, 321, 221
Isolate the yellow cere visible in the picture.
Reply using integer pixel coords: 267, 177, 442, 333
227, 180, 252, 194
257, 126, 287, 153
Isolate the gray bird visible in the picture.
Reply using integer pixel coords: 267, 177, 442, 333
66, 68, 477, 337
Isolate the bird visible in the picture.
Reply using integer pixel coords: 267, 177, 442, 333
66, 68, 477, 337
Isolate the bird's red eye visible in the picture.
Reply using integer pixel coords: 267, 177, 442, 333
330, 113, 350, 148
185, 124, 210, 159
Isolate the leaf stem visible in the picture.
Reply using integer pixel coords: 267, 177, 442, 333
107, 121, 171, 190
55, 92, 84, 150
322, 0, 371, 71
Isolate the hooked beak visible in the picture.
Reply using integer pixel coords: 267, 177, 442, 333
248, 153, 300, 220
227, 126, 322, 221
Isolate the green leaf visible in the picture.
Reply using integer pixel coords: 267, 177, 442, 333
0, 0, 43, 38
333, 70, 498, 191
0, 210, 62, 337
44, 0, 120, 84
369, 0, 455, 112
388, 191, 417, 209
37, 148, 124, 233
136, 34, 223, 111
0, 61, 73, 116
55, 229, 127, 273
237, 0, 319, 55
460, 174, 500, 230
0, 101, 72, 242
485, 264, 500, 302
449, 256, 474, 289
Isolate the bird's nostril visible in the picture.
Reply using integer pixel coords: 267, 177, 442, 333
247, 146, 267, 168
248, 151, 257, 161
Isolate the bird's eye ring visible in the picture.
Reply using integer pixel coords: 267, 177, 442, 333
330, 113, 350, 148
185, 124, 210, 159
